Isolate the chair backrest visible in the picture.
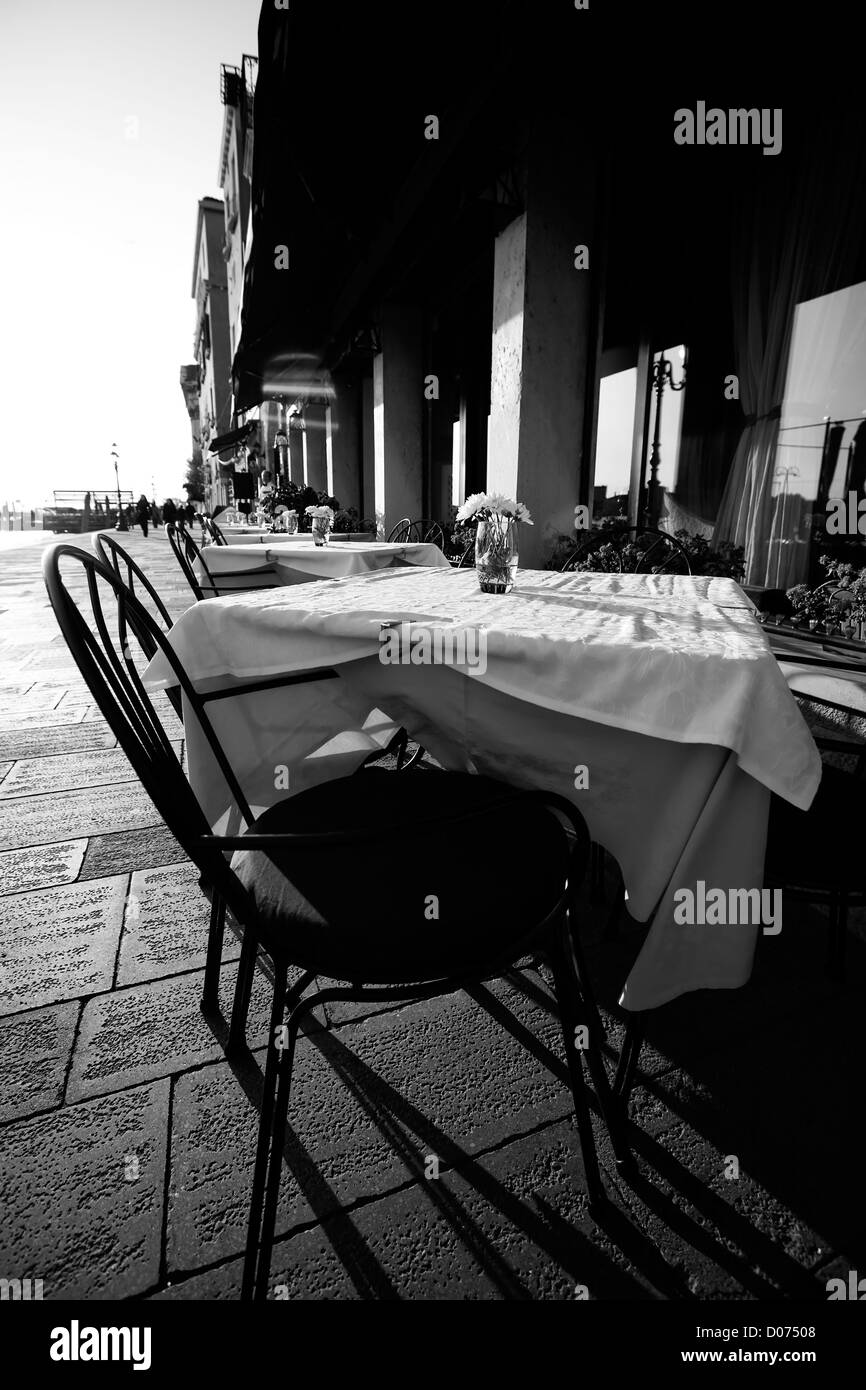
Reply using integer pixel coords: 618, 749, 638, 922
562, 526, 692, 576
42, 544, 268, 925
387, 517, 413, 543
165, 521, 216, 601
206, 517, 228, 546
43, 544, 254, 827
389, 518, 446, 548
92, 532, 174, 634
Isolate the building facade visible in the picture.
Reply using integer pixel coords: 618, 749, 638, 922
230, 2, 866, 579
189, 196, 233, 512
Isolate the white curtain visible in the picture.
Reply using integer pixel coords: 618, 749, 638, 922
714, 120, 866, 586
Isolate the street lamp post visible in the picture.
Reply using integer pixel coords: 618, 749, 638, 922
643, 350, 687, 529
112, 444, 128, 532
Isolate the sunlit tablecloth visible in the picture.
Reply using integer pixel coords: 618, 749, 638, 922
197, 540, 451, 587
145, 568, 821, 1011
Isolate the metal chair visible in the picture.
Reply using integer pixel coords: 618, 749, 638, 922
205, 517, 229, 546
93, 532, 174, 632
388, 518, 447, 549
561, 526, 692, 576
165, 521, 277, 602
44, 542, 630, 1303
92, 532, 182, 720
765, 689, 866, 979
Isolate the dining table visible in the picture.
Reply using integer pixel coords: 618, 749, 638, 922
196, 539, 453, 589
144, 566, 822, 1013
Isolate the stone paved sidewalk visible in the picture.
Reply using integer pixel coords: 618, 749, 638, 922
0, 529, 861, 1301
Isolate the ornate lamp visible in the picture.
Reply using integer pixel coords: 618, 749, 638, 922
644, 348, 687, 529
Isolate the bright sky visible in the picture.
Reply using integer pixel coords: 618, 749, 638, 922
0, 0, 260, 508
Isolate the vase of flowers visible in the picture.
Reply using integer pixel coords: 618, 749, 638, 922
307, 505, 335, 546
456, 493, 533, 594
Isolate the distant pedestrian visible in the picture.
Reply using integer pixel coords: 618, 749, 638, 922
162, 498, 177, 525
125, 504, 136, 532
135, 495, 152, 538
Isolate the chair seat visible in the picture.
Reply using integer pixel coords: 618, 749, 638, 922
231, 769, 571, 982
766, 764, 866, 892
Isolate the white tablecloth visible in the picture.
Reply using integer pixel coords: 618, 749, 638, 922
145, 569, 821, 1012
198, 541, 452, 587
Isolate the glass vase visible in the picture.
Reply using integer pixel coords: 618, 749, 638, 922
285, 511, 298, 536
475, 514, 518, 594
312, 517, 332, 547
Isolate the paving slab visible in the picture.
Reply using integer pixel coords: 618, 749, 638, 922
0, 724, 117, 760
0, 838, 88, 895
0, 1079, 169, 1299
116, 862, 241, 987
0, 690, 63, 713
0, 760, 11, 785
0, 876, 126, 1016
80, 824, 187, 879
0, 705, 89, 732
0, 744, 178, 799
66, 959, 274, 1103
166, 978, 576, 1272
0, 1000, 80, 1123
0, 781, 159, 851
155, 1117, 653, 1300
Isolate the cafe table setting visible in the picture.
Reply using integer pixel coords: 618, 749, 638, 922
144, 562, 821, 1014
195, 538, 453, 588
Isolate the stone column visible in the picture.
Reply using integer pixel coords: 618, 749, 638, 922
285, 420, 302, 486
326, 376, 361, 513
302, 404, 328, 492
373, 301, 424, 533
486, 120, 598, 569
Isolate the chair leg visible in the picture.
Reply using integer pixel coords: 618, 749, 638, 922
837, 898, 849, 978
613, 1013, 647, 1107
241, 961, 288, 1302
399, 741, 425, 771
201, 890, 226, 1016
563, 911, 633, 1172
829, 895, 848, 982
253, 1005, 300, 1301
228, 928, 258, 1056
604, 879, 625, 941
548, 928, 606, 1210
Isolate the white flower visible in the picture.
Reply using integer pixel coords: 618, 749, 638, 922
456, 493, 488, 524
456, 493, 533, 525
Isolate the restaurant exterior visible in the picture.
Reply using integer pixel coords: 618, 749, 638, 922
231, 1, 866, 584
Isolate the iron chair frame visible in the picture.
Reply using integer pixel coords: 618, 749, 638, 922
44, 543, 632, 1303
205, 517, 229, 546
561, 526, 693, 576
387, 518, 447, 550
165, 521, 278, 602
93, 531, 174, 632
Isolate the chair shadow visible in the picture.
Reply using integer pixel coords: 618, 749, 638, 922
201, 873, 853, 1300
211, 983, 678, 1299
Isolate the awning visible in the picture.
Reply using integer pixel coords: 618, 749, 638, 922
208, 423, 255, 455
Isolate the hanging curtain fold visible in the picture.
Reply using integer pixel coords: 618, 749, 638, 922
713, 115, 866, 587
